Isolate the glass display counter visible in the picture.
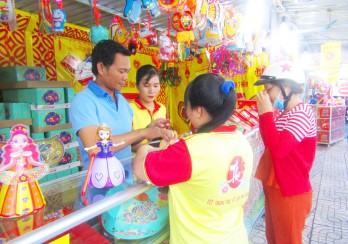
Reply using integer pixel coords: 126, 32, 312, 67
1, 129, 264, 243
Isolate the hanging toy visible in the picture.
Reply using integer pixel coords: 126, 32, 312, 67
38, 0, 53, 34
127, 0, 142, 23
150, 1, 161, 17
157, 31, 176, 62
158, 0, 187, 13
81, 124, 126, 195
138, 12, 158, 47
128, 24, 139, 55
75, 55, 94, 87
0, 0, 17, 30
0, 124, 49, 218
52, 0, 66, 33
110, 15, 130, 48
172, 9, 194, 43
90, 0, 109, 45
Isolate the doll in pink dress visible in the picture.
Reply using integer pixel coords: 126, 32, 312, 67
84, 124, 125, 188
0, 124, 48, 218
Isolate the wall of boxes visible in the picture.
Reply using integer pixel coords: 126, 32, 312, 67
0, 66, 80, 183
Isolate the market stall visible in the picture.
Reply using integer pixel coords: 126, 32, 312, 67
1, 130, 264, 243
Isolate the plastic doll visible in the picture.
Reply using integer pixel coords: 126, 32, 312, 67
0, 124, 48, 218
84, 124, 126, 189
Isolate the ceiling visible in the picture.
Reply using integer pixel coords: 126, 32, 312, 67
13, 0, 348, 56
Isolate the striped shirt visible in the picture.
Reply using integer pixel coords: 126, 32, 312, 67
275, 103, 316, 141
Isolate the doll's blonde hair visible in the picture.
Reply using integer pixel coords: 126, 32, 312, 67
96, 124, 112, 141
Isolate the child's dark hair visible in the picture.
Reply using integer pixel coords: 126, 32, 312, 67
184, 73, 237, 133
136, 64, 159, 86
91, 40, 131, 76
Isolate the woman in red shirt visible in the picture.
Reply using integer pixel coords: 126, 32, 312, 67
254, 62, 317, 244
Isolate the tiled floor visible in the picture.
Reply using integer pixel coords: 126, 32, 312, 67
249, 130, 348, 243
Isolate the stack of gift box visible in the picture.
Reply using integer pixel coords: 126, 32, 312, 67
0, 65, 80, 182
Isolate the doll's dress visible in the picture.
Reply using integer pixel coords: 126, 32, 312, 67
0, 151, 48, 218
89, 141, 125, 188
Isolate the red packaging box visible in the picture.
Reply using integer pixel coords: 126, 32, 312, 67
317, 131, 329, 143
237, 100, 258, 111
317, 107, 331, 118
317, 119, 330, 131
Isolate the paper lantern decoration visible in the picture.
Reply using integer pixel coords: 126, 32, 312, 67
128, 25, 139, 55
75, 55, 94, 87
124, 0, 161, 22
90, 25, 109, 45
38, 0, 53, 34
158, 0, 187, 13
110, 15, 130, 47
172, 10, 193, 32
157, 32, 176, 62
90, 0, 109, 44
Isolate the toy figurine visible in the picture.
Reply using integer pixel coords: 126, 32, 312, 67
0, 124, 48, 218
82, 124, 125, 194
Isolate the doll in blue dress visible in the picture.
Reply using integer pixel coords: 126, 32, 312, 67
84, 124, 125, 188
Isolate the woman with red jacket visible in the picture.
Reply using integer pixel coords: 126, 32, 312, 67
254, 62, 317, 244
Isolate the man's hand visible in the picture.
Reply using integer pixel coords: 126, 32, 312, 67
148, 118, 170, 128
145, 127, 175, 142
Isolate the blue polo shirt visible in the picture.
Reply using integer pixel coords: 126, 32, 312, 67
70, 81, 133, 170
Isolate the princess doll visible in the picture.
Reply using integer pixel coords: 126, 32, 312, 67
0, 124, 48, 218
84, 124, 125, 189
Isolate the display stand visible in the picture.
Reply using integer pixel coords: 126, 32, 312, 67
0, 80, 80, 182
313, 105, 346, 145
2, 129, 264, 243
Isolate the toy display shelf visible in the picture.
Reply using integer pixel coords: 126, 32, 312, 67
313, 105, 346, 145
0, 80, 71, 89
5, 130, 265, 243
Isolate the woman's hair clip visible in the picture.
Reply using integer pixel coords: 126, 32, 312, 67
221, 80, 235, 95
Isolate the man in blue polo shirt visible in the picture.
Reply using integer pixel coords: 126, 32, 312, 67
70, 40, 172, 175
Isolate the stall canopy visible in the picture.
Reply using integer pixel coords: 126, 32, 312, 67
11, 0, 348, 53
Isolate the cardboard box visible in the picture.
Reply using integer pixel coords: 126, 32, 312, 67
65, 108, 71, 123
2, 88, 65, 105
317, 131, 328, 143
317, 106, 331, 118
237, 100, 258, 110
4, 103, 31, 120
64, 87, 75, 103
58, 147, 78, 166
31, 109, 67, 127
0, 103, 5, 120
0, 127, 10, 142
0, 66, 46, 82
31, 132, 45, 140
45, 128, 76, 144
